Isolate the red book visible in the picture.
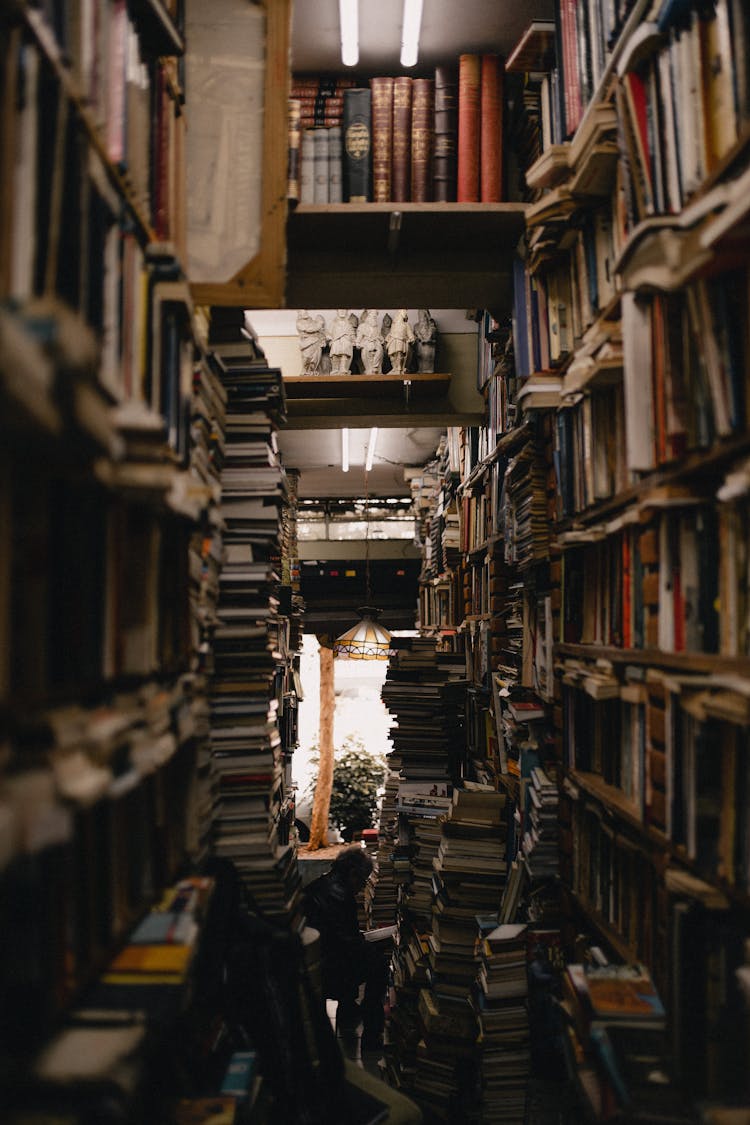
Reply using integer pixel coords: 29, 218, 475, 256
479, 54, 504, 202
457, 53, 480, 202
392, 76, 413, 202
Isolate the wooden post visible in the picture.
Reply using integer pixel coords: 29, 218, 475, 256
308, 639, 335, 850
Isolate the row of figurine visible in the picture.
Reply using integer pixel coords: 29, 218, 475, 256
296, 308, 437, 376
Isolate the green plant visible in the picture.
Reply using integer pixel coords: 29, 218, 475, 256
307, 735, 386, 842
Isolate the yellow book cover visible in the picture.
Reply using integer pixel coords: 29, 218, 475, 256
108, 942, 193, 975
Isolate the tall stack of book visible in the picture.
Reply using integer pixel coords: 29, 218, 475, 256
409, 787, 510, 1120
207, 313, 301, 926
188, 347, 228, 858
474, 922, 531, 1125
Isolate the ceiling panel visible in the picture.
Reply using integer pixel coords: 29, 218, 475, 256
278, 424, 443, 498
291, 0, 555, 75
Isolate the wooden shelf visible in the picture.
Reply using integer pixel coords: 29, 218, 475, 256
283, 373, 451, 399
556, 642, 750, 678
286, 202, 526, 311
281, 372, 472, 426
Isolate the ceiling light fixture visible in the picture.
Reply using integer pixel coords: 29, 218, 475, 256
400, 0, 423, 67
341, 427, 350, 472
339, 0, 359, 67
365, 426, 379, 472
334, 467, 392, 660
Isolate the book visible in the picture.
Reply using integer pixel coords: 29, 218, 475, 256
479, 54, 503, 202
433, 65, 458, 201
411, 77, 434, 203
287, 97, 302, 201
312, 126, 330, 204
328, 124, 343, 203
343, 87, 372, 202
370, 76, 394, 202
392, 76, 413, 203
457, 54, 481, 202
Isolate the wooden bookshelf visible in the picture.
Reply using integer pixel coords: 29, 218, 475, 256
287, 202, 526, 311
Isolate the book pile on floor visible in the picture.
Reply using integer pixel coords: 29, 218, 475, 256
474, 923, 531, 1125
365, 766, 401, 930
408, 787, 510, 1121
207, 314, 300, 923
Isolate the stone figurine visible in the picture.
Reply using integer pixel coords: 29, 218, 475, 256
413, 308, 437, 373
385, 308, 415, 375
297, 309, 327, 375
328, 309, 357, 374
356, 309, 384, 373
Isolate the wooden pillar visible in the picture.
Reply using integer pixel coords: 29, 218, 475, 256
308, 639, 335, 850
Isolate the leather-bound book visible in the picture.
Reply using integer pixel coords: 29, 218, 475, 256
343, 87, 372, 202
433, 65, 458, 201
411, 77, 434, 203
370, 76, 394, 202
480, 54, 504, 201
287, 98, 301, 202
457, 53, 481, 202
328, 125, 343, 203
312, 126, 330, 203
392, 76, 413, 202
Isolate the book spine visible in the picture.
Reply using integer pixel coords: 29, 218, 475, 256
328, 124, 343, 204
411, 77, 434, 203
287, 97, 301, 202
479, 54, 503, 202
433, 64, 458, 202
342, 87, 372, 202
392, 76, 413, 203
457, 53, 480, 202
299, 128, 315, 203
370, 76, 394, 202
312, 126, 329, 203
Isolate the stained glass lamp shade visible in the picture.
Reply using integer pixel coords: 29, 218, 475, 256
333, 605, 392, 660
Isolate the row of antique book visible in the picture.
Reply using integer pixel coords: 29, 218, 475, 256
289, 54, 505, 205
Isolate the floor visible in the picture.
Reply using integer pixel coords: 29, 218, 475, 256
326, 998, 386, 1079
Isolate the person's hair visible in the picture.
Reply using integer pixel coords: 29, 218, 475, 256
332, 846, 373, 883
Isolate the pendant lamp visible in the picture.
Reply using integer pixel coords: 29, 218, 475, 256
333, 461, 392, 660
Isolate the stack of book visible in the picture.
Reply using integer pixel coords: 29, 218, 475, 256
206, 314, 299, 921
474, 922, 531, 1125
412, 986, 479, 1118
381, 637, 467, 785
522, 765, 559, 882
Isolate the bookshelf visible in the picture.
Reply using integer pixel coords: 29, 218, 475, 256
286, 202, 526, 311
0, 4, 303, 1118
507, 0, 750, 1116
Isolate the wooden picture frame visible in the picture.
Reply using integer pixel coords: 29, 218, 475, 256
186, 0, 290, 308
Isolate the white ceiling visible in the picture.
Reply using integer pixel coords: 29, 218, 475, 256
279, 425, 444, 498
291, 0, 555, 75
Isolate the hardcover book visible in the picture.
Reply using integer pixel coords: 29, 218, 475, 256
392, 76, 413, 202
370, 76, 394, 201
411, 77, 434, 203
434, 65, 458, 201
343, 87, 372, 201
457, 53, 481, 202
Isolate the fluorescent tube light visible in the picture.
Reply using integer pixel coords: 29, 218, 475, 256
341, 427, 350, 472
400, 0, 423, 67
339, 0, 359, 67
365, 427, 379, 472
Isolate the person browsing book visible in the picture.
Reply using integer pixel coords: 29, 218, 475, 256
302, 847, 388, 1051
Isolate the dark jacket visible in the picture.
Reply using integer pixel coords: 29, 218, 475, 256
303, 869, 367, 1000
